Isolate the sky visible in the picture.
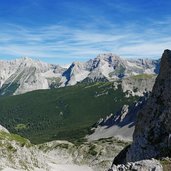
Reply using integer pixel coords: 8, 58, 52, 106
0, 0, 171, 64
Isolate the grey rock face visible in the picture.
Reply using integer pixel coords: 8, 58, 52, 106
0, 54, 160, 95
0, 57, 66, 95
0, 124, 9, 133
121, 75, 157, 97
62, 53, 160, 86
0, 127, 49, 170
111, 159, 163, 171
126, 49, 171, 162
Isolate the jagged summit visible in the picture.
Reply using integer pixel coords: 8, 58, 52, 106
0, 53, 160, 95
93, 53, 123, 65
125, 49, 171, 162
96, 53, 121, 60
19, 56, 35, 61
0, 57, 66, 95
7, 56, 39, 64
159, 49, 171, 75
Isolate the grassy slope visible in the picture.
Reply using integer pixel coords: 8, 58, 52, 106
0, 82, 138, 144
131, 74, 156, 79
0, 131, 30, 147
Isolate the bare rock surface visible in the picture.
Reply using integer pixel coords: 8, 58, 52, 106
110, 159, 163, 171
126, 50, 171, 162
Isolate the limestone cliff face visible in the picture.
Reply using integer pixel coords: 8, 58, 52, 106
126, 49, 171, 162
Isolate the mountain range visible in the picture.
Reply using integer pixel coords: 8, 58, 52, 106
0, 54, 160, 96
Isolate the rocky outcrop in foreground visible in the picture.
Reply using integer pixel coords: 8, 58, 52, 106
126, 50, 171, 162
110, 159, 162, 171
0, 123, 130, 171
0, 125, 48, 170
109, 50, 171, 171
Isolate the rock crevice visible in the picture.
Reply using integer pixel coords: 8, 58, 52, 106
126, 49, 171, 162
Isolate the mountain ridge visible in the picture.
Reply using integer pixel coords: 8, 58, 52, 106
0, 54, 160, 96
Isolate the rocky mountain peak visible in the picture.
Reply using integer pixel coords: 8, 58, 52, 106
13, 57, 46, 71
21, 56, 34, 61
159, 49, 171, 76
95, 53, 123, 65
16, 56, 36, 64
0, 53, 160, 95
125, 49, 171, 162
70, 61, 85, 69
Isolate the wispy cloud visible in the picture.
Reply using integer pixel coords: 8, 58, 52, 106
0, 16, 171, 62
1, 0, 171, 64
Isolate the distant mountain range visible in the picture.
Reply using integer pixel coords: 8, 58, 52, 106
0, 54, 160, 96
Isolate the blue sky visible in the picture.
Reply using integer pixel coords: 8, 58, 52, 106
0, 0, 171, 64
